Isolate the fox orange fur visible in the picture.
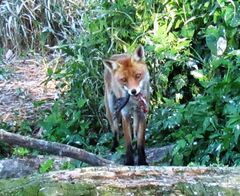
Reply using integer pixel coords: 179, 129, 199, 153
103, 46, 150, 165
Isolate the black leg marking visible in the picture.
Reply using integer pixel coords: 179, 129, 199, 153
137, 145, 148, 165
125, 144, 134, 165
110, 132, 119, 152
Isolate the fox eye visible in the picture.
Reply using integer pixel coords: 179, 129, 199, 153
135, 73, 141, 79
120, 78, 127, 83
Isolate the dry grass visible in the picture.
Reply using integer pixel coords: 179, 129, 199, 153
0, 0, 86, 53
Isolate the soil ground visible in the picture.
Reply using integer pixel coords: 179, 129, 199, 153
0, 55, 56, 125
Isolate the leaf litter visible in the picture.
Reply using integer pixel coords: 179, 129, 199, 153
0, 54, 57, 126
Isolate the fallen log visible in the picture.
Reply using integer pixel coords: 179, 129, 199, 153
0, 166, 239, 195
0, 156, 73, 179
0, 129, 113, 166
0, 145, 174, 179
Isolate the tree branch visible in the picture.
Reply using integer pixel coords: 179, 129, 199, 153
0, 129, 114, 166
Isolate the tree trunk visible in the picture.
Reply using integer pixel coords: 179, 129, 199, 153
0, 166, 239, 195
0, 129, 113, 166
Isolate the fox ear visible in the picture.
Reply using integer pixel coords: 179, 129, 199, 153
133, 45, 145, 62
103, 59, 118, 71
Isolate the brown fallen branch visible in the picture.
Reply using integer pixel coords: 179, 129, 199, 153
0, 129, 114, 166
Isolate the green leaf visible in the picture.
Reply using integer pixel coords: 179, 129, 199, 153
185, 134, 193, 144
47, 68, 53, 75
217, 0, 225, 7
226, 114, 240, 127
174, 74, 187, 91
98, 132, 112, 145
173, 139, 186, 156
209, 132, 221, 139
39, 159, 54, 174
203, 117, 211, 131
224, 5, 240, 27
181, 23, 195, 39
223, 102, 238, 115
206, 26, 226, 56
228, 50, 240, 56
201, 155, 210, 165
173, 153, 183, 166
234, 125, 240, 144
13, 147, 30, 157
77, 99, 86, 108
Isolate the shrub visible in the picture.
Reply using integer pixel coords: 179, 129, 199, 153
42, 0, 240, 165
147, 0, 240, 166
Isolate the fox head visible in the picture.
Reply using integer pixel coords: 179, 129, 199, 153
103, 45, 149, 96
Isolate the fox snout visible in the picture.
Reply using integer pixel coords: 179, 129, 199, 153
125, 87, 141, 96
124, 80, 143, 96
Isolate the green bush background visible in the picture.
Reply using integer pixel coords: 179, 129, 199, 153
0, 0, 240, 166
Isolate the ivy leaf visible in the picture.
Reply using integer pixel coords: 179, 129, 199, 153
181, 23, 195, 39
172, 139, 186, 155
216, 37, 227, 56
206, 26, 226, 56
174, 74, 187, 91
224, 5, 240, 27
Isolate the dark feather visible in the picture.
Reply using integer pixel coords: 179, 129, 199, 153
113, 94, 130, 119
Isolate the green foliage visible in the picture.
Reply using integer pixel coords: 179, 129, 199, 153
13, 147, 30, 157
41, 99, 90, 144
60, 161, 75, 170
147, 0, 240, 166
18, 120, 32, 135
39, 159, 54, 173
40, 0, 240, 165
0, 66, 11, 80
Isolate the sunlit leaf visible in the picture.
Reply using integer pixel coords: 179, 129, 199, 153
206, 26, 226, 56
216, 37, 227, 56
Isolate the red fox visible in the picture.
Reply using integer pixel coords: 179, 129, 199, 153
103, 45, 150, 165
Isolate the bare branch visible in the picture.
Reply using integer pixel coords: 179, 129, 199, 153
0, 129, 114, 166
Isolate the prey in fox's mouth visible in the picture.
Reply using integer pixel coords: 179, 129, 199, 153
113, 93, 148, 119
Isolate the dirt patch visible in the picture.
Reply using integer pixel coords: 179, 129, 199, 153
0, 56, 57, 124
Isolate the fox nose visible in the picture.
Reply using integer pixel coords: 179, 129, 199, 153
131, 89, 137, 95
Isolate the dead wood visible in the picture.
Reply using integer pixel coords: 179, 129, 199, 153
0, 129, 113, 166
0, 166, 240, 195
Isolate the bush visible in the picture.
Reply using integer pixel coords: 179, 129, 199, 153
147, 0, 240, 166
41, 0, 240, 165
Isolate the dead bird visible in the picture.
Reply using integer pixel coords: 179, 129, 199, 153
113, 93, 148, 119
113, 94, 130, 119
